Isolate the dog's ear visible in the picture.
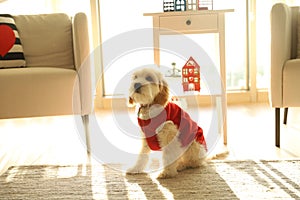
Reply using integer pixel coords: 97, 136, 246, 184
153, 79, 169, 106
127, 96, 136, 107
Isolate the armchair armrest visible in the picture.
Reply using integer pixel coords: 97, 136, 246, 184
270, 3, 292, 107
73, 12, 92, 115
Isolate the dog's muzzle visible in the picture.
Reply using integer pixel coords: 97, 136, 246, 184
134, 82, 142, 93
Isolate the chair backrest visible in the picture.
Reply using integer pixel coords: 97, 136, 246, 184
13, 13, 74, 69
290, 6, 300, 59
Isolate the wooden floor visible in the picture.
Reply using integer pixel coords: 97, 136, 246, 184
1, 102, 300, 176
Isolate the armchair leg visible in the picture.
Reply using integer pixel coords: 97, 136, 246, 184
275, 108, 280, 147
82, 115, 91, 154
283, 107, 288, 125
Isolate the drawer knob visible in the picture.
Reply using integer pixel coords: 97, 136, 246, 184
186, 19, 191, 25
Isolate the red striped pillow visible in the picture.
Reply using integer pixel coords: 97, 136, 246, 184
0, 14, 26, 68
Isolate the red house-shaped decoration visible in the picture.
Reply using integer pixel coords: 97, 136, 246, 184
182, 56, 201, 92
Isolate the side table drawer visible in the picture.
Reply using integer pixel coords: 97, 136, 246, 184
159, 14, 218, 32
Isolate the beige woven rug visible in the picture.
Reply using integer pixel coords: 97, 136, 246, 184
0, 160, 299, 200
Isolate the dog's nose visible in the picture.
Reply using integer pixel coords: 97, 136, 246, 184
134, 83, 142, 93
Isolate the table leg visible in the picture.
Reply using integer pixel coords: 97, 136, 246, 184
152, 17, 160, 66
218, 13, 227, 145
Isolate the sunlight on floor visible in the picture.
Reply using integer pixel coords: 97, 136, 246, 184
0, 116, 88, 175
0, 103, 299, 177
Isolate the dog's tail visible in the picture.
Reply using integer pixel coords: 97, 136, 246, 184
206, 146, 230, 160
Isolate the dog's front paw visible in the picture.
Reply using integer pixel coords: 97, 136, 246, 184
126, 167, 145, 175
157, 170, 178, 179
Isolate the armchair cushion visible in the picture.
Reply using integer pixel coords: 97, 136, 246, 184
0, 14, 26, 68
13, 13, 74, 69
283, 59, 300, 106
0, 67, 81, 118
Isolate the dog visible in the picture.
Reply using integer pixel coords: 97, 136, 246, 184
126, 67, 207, 179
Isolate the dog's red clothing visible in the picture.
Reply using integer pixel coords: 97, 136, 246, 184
137, 102, 207, 151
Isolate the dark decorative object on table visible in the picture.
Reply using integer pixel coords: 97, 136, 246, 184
164, 0, 213, 12
163, 0, 175, 12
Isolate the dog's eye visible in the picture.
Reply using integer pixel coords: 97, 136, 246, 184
133, 75, 138, 80
146, 76, 153, 82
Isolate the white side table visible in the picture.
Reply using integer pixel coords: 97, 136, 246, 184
144, 10, 233, 145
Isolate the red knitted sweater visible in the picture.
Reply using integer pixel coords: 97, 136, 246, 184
137, 102, 207, 151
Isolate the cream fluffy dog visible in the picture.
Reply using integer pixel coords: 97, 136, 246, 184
127, 67, 207, 179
